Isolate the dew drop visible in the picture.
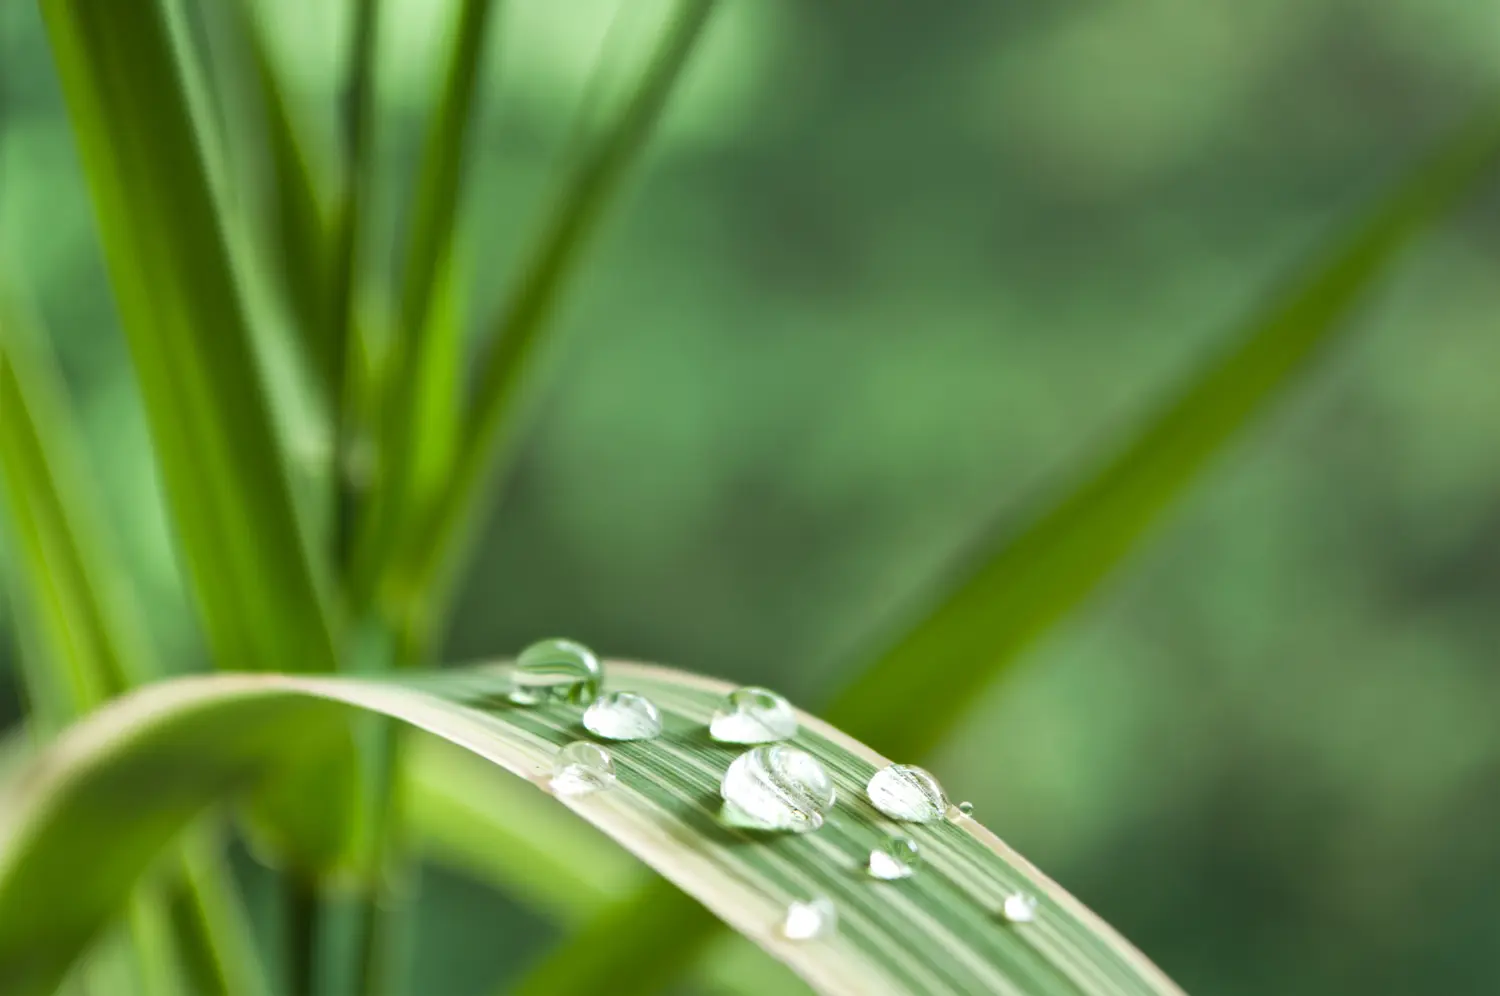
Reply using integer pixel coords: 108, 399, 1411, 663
1002, 893, 1038, 924
867, 836, 920, 881
720, 746, 836, 833
509, 638, 603, 706
781, 897, 837, 941
956, 801, 974, 818
582, 691, 663, 741
709, 686, 799, 744
548, 742, 617, 796
866, 764, 947, 823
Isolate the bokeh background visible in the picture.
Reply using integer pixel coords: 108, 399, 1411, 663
6, 1, 1500, 993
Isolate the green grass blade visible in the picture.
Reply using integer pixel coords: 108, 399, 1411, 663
356, 0, 495, 627
381, 0, 495, 511
826, 105, 1500, 758
229, 0, 334, 384
0, 295, 273, 996
0, 661, 1180, 996
0, 299, 144, 709
328, 0, 380, 567
364, 0, 717, 628
515, 104, 1500, 993
407, 738, 812, 995
38, 0, 340, 676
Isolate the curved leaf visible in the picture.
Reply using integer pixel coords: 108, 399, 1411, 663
0, 662, 1179, 996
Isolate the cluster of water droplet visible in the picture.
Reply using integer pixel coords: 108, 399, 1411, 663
511, 638, 1031, 941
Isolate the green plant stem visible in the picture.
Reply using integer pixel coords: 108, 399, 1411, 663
330, 0, 379, 572
283, 874, 319, 996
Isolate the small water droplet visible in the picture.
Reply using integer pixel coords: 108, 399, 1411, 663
549, 742, 617, 796
709, 686, 798, 744
720, 746, 835, 832
781, 897, 837, 941
582, 691, 663, 741
509, 638, 603, 706
1001, 893, 1038, 924
867, 836, 919, 881
957, 801, 974, 817
866, 764, 947, 822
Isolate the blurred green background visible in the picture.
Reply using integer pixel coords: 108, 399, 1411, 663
5, 0, 1500, 994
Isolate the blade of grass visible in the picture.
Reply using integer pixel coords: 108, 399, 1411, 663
0, 294, 272, 996
229, 0, 335, 385
329, 0, 380, 569
367, 0, 496, 554
360, 0, 718, 639
515, 104, 1500, 993
38, 0, 341, 678
826, 104, 1500, 757
0, 661, 1182, 996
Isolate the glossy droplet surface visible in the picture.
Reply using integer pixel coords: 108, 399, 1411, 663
709, 686, 798, 744
720, 746, 835, 832
509, 638, 603, 706
582, 691, 663, 741
1002, 893, 1038, 924
781, 897, 837, 941
866, 764, 947, 823
867, 836, 919, 881
956, 800, 974, 817
549, 742, 617, 796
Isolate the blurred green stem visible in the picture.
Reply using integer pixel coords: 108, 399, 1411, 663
283, 874, 319, 996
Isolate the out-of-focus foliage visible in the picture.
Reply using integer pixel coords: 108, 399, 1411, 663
5, 1, 1500, 995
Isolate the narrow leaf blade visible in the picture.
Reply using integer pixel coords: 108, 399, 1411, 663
38, 0, 339, 675
0, 662, 1180, 996
827, 106, 1500, 758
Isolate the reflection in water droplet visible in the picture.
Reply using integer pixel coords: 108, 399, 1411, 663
781, 897, 837, 941
1002, 893, 1038, 924
866, 764, 947, 823
509, 638, 603, 706
720, 746, 835, 833
582, 691, 663, 741
709, 686, 798, 744
549, 742, 617, 796
867, 836, 920, 881
957, 801, 974, 817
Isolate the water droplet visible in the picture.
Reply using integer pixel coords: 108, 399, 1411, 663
781, 897, 837, 941
954, 800, 974, 818
709, 686, 799, 744
582, 691, 663, 741
1001, 893, 1038, 924
867, 836, 920, 881
549, 742, 617, 796
509, 638, 603, 706
866, 764, 947, 822
720, 746, 835, 832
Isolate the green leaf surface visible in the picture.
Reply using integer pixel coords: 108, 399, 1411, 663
825, 105, 1500, 758
0, 662, 1179, 996
367, 0, 717, 630
39, 0, 340, 677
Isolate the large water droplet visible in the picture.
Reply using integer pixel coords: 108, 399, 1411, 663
866, 764, 947, 823
709, 686, 798, 744
509, 638, 603, 706
867, 836, 919, 881
549, 742, 617, 796
720, 746, 835, 832
781, 897, 837, 941
582, 691, 663, 741
1001, 893, 1038, 924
